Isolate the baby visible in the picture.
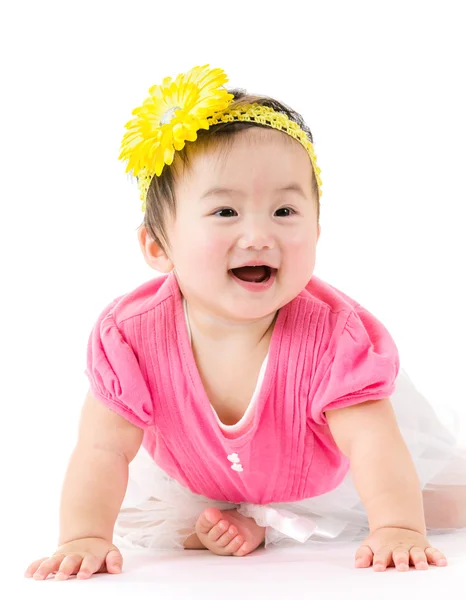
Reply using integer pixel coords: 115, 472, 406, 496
25, 65, 466, 581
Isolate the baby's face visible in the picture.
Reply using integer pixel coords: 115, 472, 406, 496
164, 128, 320, 322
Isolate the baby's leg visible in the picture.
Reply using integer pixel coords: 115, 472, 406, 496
182, 530, 205, 549
422, 485, 466, 530
117, 504, 259, 554
115, 502, 199, 549
421, 453, 466, 530
185, 508, 265, 556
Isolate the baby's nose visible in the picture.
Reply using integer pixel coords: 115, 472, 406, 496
237, 222, 275, 251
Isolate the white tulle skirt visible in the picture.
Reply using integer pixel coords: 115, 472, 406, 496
113, 368, 466, 550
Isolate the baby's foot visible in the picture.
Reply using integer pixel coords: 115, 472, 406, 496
194, 507, 265, 557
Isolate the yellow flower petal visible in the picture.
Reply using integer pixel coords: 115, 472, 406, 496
173, 138, 186, 151
119, 65, 234, 193
184, 129, 198, 143
164, 146, 175, 165
154, 155, 165, 176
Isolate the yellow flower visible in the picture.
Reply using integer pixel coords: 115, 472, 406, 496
119, 65, 234, 180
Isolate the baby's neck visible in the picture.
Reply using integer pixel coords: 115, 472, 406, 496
185, 301, 278, 351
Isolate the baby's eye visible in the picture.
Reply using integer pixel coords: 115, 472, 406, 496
275, 207, 296, 217
214, 208, 238, 218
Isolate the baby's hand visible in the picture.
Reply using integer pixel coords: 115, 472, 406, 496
355, 527, 448, 571
24, 537, 123, 581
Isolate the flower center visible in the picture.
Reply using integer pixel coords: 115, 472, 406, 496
160, 106, 181, 125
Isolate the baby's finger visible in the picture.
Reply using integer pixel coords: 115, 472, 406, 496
33, 555, 66, 580
355, 545, 373, 568
76, 555, 102, 579
372, 546, 392, 572
409, 547, 428, 570
392, 548, 410, 571
105, 550, 123, 574
55, 555, 84, 580
425, 547, 448, 567
24, 557, 50, 578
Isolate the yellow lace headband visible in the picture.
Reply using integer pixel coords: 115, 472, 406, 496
118, 65, 322, 212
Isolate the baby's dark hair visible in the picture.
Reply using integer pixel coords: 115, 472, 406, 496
140, 89, 320, 250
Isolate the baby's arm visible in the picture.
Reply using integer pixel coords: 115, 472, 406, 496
325, 399, 426, 535
59, 390, 144, 544
26, 391, 144, 580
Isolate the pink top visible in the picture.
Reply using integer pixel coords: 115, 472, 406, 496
85, 272, 400, 504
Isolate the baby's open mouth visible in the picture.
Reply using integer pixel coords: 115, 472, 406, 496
230, 265, 273, 283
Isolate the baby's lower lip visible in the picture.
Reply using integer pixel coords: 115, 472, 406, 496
229, 268, 277, 292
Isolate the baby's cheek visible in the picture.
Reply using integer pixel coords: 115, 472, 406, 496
175, 238, 226, 282
286, 234, 314, 258
285, 235, 317, 275
198, 233, 230, 258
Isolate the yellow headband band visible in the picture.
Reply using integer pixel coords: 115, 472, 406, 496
119, 65, 322, 212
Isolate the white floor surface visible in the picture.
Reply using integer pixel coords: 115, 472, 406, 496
16, 530, 466, 600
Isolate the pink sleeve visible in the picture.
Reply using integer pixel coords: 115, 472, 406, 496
311, 306, 400, 425
84, 303, 154, 430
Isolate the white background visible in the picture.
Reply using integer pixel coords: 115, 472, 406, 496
1, 0, 465, 574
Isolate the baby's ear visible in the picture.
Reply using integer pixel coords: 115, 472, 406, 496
137, 225, 174, 273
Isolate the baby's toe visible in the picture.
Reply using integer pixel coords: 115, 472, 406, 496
196, 508, 229, 542
230, 537, 248, 556
196, 507, 224, 535
215, 525, 239, 548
